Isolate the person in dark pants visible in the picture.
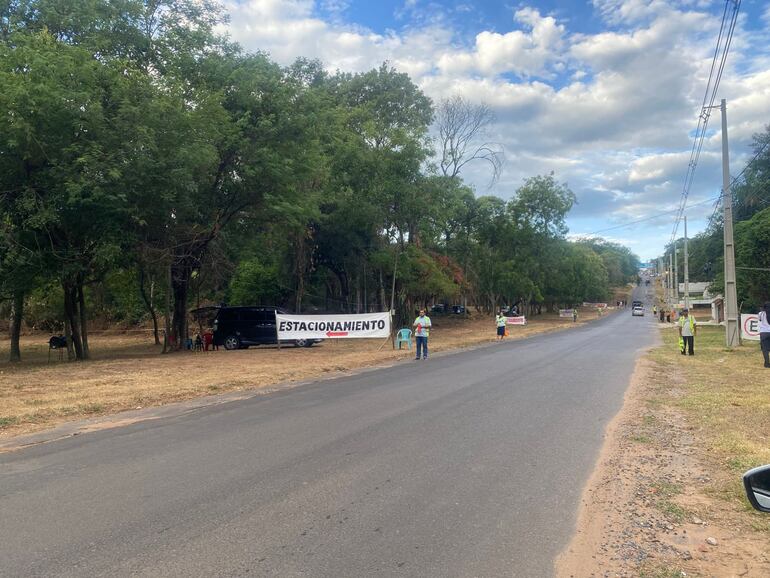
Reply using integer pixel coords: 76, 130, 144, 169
496, 310, 507, 340
759, 302, 770, 368
678, 308, 696, 355
413, 309, 431, 360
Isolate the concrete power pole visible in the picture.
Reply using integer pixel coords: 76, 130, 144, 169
673, 244, 679, 308
719, 99, 740, 346
668, 253, 674, 305
684, 216, 690, 309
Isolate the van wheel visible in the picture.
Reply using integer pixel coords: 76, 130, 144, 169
224, 335, 241, 350
294, 339, 307, 348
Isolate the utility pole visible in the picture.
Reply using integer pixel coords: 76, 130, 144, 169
668, 253, 674, 306
673, 244, 679, 308
719, 99, 740, 346
684, 215, 690, 309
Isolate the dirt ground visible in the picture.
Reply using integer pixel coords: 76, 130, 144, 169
557, 325, 770, 578
0, 310, 607, 439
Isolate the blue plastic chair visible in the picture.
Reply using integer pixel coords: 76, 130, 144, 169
395, 328, 412, 350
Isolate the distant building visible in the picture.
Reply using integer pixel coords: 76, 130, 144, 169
675, 281, 723, 322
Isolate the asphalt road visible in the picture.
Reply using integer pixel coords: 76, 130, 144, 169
1, 288, 657, 577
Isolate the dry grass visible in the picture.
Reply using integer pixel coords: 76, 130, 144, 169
649, 325, 770, 519
0, 310, 603, 438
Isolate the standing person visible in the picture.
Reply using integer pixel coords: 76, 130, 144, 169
413, 309, 432, 360
572, 308, 578, 323
759, 302, 770, 368
666, 308, 672, 323
678, 308, 697, 356
496, 311, 507, 340
203, 328, 214, 351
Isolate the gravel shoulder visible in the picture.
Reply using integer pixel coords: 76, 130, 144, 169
557, 326, 770, 578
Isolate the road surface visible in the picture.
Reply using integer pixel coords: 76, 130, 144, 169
1, 290, 657, 577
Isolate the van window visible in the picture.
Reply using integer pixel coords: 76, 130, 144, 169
240, 309, 262, 322
217, 309, 238, 322
260, 310, 277, 323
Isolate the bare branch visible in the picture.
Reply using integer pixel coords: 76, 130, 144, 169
435, 95, 505, 187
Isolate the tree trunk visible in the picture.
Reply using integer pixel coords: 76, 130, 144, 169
295, 271, 304, 313
64, 313, 75, 360
77, 277, 90, 359
162, 263, 173, 354
9, 289, 23, 362
293, 230, 308, 314
379, 268, 386, 312
171, 261, 191, 349
355, 271, 361, 314
63, 281, 84, 360
139, 266, 161, 345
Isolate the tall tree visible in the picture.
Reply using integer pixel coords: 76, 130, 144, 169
436, 95, 503, 186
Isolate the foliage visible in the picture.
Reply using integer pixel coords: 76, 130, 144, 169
659, 126, 770, 312
0, 0, 639, 361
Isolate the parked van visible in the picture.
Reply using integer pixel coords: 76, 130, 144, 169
212, 306, 322, 350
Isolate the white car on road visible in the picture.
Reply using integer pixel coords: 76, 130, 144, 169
632, 306, 644, 316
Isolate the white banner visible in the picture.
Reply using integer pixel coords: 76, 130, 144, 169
276, 312, 391, 340
583, 302, 608, 309
505, 316, 527, 325
741, 314, 760, 341
559, 309, 575, 318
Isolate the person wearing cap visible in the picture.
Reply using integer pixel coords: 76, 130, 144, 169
678, 308, 697, 356
759, 302, 770, 368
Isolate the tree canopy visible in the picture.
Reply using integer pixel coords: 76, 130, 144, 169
0, 0, 640, 361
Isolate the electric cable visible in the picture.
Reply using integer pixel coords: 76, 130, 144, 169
669, 0, 741, 243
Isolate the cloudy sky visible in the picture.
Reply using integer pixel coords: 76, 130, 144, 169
221, 0, 770, 260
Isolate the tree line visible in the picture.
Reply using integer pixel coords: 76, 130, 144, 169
661, 126, 770, 312
0, 0, 639, 362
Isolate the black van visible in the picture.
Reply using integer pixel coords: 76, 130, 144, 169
212, 306, 321, 350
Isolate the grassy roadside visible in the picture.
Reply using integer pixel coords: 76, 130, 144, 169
649, 325, 770, 527
557, 322, 770, 578
633, 324, 770, 577
0, 310, 610, 439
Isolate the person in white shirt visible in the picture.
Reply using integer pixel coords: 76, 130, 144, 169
412, 309, 432, 360
759, 302, 770, 368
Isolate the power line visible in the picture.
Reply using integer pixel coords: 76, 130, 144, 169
707, 141, 769, 226
669, 0, 741, 244
586, 194, 722, 237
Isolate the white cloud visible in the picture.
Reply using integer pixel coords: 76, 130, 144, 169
436, 8, 566, 78
221, 1, 770, 258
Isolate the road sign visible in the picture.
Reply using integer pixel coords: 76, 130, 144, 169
740, 314, 760, 341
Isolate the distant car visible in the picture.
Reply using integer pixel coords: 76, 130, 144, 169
451, 305, 466, 314
632, 300, 643, 308
632, 306, 644, 317
430, 303, 449, 314
212, 306, 323, 350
